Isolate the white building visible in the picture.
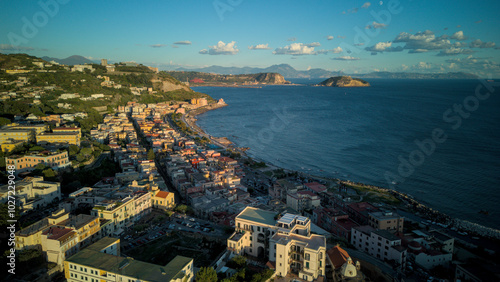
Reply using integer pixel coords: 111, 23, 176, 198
351, 226, 407, 269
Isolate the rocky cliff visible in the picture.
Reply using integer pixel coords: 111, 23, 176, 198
151, 74, 192, 92
318, 76, 370, 87
253, 73, 290, 84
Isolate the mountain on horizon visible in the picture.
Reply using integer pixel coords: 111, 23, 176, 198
176, 63, 345, 79
176, 63, 478, 80
41, 55, 96, 66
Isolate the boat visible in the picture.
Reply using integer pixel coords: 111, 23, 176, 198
479, 210, 489, 215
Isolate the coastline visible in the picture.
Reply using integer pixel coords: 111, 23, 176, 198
184, 98, 500, 239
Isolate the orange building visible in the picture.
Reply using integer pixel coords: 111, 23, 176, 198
5, 151, 71, 174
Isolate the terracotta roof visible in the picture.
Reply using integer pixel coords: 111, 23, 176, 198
155, 191, 171, 198
327, 245, 350, 269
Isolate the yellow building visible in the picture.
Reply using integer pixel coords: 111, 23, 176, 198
36, 132, 80, 146
52, 127, 82, 139
4, 123, 49, 135
41, 226, 79, 267
91, 192, 152, 235
152, 190, 175, 210
227, 207, 326, 281
368, 211, 404, 233
64, 237, 194, 282
5, 150, 70, 174
16, 210, 70, 251
0, 129, 35, 145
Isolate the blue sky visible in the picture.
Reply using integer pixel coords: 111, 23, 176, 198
1, 0, 500, 76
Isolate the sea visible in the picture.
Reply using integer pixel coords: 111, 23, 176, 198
193, 79, 500, 230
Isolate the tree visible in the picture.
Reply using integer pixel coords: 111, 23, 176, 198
0, 117, 11, 126
195, 267, 217, 282
68, 144, 80, 156
147, 149, 155, 160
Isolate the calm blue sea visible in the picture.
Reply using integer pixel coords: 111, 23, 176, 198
194, 79, 500, 229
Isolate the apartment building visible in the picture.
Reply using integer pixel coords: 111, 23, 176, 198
5, 150, 70, 175
286, 190, 321, 213
36, 132, 80, 146
368, 211, 404, 233
52, 127, 82, 139
351, 226, 407, 269
0, 129, 35, 145
91, 191, 151, 235
227, 207, 326, 281
16, 210, 70, 251
3, 123, 48, 135
64, 237, 194, 282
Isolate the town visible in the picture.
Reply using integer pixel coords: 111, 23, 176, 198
1, 54, 499, 282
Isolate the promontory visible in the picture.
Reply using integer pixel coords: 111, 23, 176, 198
317, 76, 370, 87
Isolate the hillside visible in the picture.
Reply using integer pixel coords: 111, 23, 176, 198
167, 71, 290, 85
317, 76, 370, 87
41, 55, 95, 66
0, 53, 211, 118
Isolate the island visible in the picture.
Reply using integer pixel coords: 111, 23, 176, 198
317, 76, 370, 87
166, 71, 291, 87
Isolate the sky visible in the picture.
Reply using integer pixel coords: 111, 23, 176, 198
1, 0, 500, 77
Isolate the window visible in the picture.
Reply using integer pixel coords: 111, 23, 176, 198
305, 253, 310, 260
306, 262, 309, 269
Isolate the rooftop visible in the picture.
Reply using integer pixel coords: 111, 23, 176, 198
237, 207, 277, 226
155, 191, 171, 199
369, 211, 402, 220
373, 229, 401, 241
327, 245, 350, 269
66, 247, 192, 282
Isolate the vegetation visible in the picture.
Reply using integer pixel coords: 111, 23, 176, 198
195, 267, 218, 282
171, 113, 194, 136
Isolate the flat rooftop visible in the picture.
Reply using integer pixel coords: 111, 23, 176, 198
237, 207, 277, 226
66, 246, 192, 281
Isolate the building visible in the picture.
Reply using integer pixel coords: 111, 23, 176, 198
5, 150, 70, 175
0, 129, 35, 145
326, 245, 365, 281
351, 226, 407, 269
227, 207, 326, 281
0, 176, 61, 212
368, 211, 404, 233
101, 59, 108, 66
91, 191, 151, 235
36, 132, 81, 146
1, 139, 25, 153
313, 208, 359, 241
152, 190, 175, 210
64, 237, 194, 282
15, 210, 70, 251
3, 123, 48, 135
404, 230, 454, 270
71, 64, 94, 72
286, 190, 321, 213
346, 202, 378, 225
52, 127, 82, 140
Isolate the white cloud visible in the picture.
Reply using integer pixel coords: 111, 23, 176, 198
331, 47, 343, 53
150, 44, 166, 48
436, 47, 474, 56
469, 39, 496, 48
372, 21, 387, 29
173, 41, 192, 45
365, 41, 404, 53
394, 30, 452, 51
199, 41, 239, 55
273, 43, 318, 55
450, 31, 467, 41
332, 56, 360, 60
362, 2, 371, 9
327, 35, 334, 40
248, 44, 271, 50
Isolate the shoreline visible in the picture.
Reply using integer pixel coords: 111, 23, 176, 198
184, 99, 500, 239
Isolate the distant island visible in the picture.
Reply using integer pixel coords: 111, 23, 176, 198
167, 71, 290, 86
317, 76, 370, 87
